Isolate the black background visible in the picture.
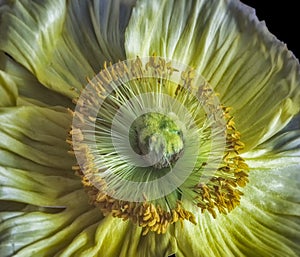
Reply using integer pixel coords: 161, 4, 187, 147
168, 2, 298, 257
242, 0, 299, 58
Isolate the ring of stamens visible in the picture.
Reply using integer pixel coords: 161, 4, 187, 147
68, 57, 249, 235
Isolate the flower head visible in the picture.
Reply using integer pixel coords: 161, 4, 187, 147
0, 0, 300, 257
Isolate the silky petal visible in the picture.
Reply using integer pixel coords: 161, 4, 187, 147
0, 190, 102, 256
176, 124, 300, 256
282, 112, 300, 132
0, 103, 177, 256
0, 105, 89, 255
0, 52, 72, 107
0, 0, 74, 97
175, 164, 300, 257
64, 0, 136, 70
0, 52, 18, 107
1, 195, 176, 256
125, 0, 300, 151
244, 113, 300, 159
0, 0, 135, 98
0, 106, 74, 174
0, 70, 18, 107
1, 211, 176, 257
0, 167, 80, 207
0, 113, 94, 254
58, 216, 177, 257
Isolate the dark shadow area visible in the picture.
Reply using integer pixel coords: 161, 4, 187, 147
242, 0, 300, 58
0, 200, 66, 214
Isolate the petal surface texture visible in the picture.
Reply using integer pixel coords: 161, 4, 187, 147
125, 0, 300, 151
0, 0, 300, 256
176, 122, 300, 257
0, 0, 135, 98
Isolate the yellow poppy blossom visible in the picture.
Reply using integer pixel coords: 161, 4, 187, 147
0, 0, 299, 256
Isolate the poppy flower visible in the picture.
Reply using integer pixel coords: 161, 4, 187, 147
0, 0, 299, 256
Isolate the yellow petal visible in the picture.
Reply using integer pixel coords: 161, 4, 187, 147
0, 106, 99, 255
0, 71, 18, 107
244, 113, 300, 159
125, 0, 300, 151
0, 190, 100, 256
0, 52, 18, 107
176, 121, 300, 256
0, 103, 178, 256
175, 162, 300, 257
0, 105, 73, 172
0, 0, 135, 98
58, 216, 177, 257
0, 52, 72, 107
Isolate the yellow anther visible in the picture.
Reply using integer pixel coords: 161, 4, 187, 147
148, 218, 157, 227
151, 223, 160, 232
142, 227, 150, 236
143, 213, 153, 221
171, 210, 178, 223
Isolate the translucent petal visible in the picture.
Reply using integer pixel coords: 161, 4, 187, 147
125, 0, 300, 151
0, 0, 72, 95
64, 0, 136, 70
282, 112, 300, 133
1, 203, 176, 257
1, 175, 176, 256
0, 52, 18, 107
0, 0, 135, 98
0, 106, 74, 174
0, 190, 100, 256
176, 121, 300, 257
244, 113, 300, 159
0, 70, 18, 107
0, 52, 72, 107
175, 162, 300, 257
0, 104, 108, 256
57, 216, 177, 257
0, 167, 80, 206
0, 103, 177, 256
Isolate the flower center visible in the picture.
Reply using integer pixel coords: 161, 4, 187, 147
68, 57, 249, 235
130, 112, 184, 169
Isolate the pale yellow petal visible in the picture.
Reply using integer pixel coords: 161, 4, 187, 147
125, 0, 300, 151
176, 163, 300, 257
58, 216, 177, 257
0, 52, 72, 107
0, 0, 135, 98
